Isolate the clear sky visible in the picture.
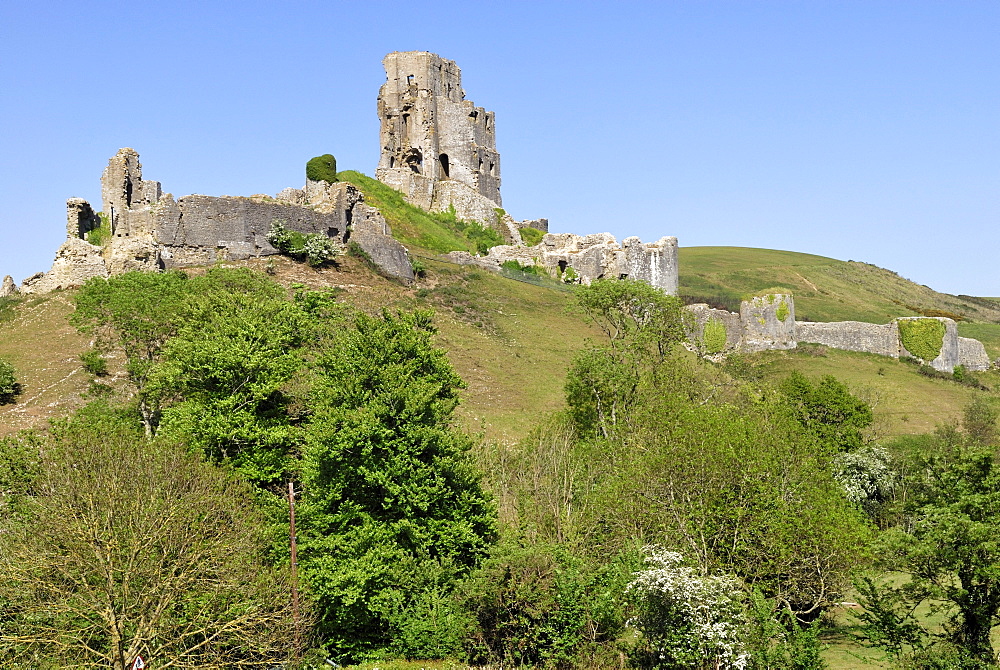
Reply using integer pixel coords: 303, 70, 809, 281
1, 0, 997, 295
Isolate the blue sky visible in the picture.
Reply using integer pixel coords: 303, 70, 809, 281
1, 0, 997, 295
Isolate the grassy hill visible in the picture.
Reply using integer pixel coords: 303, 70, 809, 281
680, 246, 1000, 323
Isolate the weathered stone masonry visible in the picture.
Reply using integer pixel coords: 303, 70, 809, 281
444, 233, 680, 294
23, 149, 414, 293
687, 294, 992, 372
375, 51, 538, 243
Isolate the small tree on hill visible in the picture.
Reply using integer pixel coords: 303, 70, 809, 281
0, 357, 20, 404
306, 154, 338, 184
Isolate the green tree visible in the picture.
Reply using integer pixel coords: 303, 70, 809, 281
0, 405, 297, 669
298, 310, 495, 661
963, 396, 998, 447
857, 443, 1000, 666
779, 371, 873, 453
306, 154, 338, 184
150, 285, 312, 485
72, 271, 192, 434
0, 357, 20, 404
566, 280, 689, 439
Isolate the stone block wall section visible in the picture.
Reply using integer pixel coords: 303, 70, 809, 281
740, 294, 796, 352
795, 321, 900, 358
958, 337, 991, 371
687, 305, 743, 354
686, 294, 994, 372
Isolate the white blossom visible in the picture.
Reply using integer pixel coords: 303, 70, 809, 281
627, 546, 749, 669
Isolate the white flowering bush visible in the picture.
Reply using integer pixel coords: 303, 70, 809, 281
832, 444, 895, 513
266, 220, 340, 266
627, 546, 749, 669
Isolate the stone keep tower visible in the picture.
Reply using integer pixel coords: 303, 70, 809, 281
376, 51, 502, 208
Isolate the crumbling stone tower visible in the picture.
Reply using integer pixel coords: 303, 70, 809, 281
377, 51, 517, 237
101, 148, 162, 234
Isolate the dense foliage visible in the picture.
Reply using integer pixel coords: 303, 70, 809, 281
898, 317, 947, 362
0, 405, 296, 669
14, 267, 997, 668
68, 269, 495, 664
0, 356, 19, 403
306, 153, 338, 184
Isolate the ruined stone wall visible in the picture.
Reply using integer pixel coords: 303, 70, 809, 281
377, 51, 501, 204
446, 232, 680, 294
958, 337, 991, 371
687, 304, 742, 354
680, 297, 993, 373
148, 194, 349, 266
21, 238, 108, 294
622, 236, 678, 295
101, 148, 161, 232
740, 294, 796, 352
33, 149, 416, 289
796, 321, 900, 357
66, 198, 99, 239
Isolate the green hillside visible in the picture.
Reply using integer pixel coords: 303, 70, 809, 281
680, 246, 1000, 327
3, 236, 1000, 669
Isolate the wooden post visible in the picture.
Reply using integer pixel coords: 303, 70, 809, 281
288, 481, 302, 660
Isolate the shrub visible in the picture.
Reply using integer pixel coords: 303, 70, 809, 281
702, 317, 728, 354
300, 233, 337, 266
776, 297, 790, 322
462, 542, 627, 668
80, 349, 108, 376
500, 259, 544, 276
86, 212, 112, 246
0, 358, 19, 404
306, 154, 338, 184
898, 318, 946, 362
562, 265, 578, 283
519, 226, 544, 247
347, 240, 374, 266
410, 257, 427, 278
627, 547, 749, 669
266, 220, 338, 266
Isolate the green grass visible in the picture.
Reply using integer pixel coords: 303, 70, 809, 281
410, 259, 598, 441
739, 346, 1000, 437
338, 170, 497, 255
518, 225, 544, 247
680, 247, 1000, 325
86, 213, 112, 246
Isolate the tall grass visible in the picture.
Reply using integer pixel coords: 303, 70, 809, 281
337, 171, 503, 255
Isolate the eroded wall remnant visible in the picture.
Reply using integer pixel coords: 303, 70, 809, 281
444, 233, 680, 294
376, 51, 534, 242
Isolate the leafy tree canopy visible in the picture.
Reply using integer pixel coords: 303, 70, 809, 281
779, 370, 873, 453
0, 403, 296, 669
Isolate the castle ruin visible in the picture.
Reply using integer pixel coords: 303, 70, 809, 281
375, 51, 539, 243
20, 148, 415, 294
